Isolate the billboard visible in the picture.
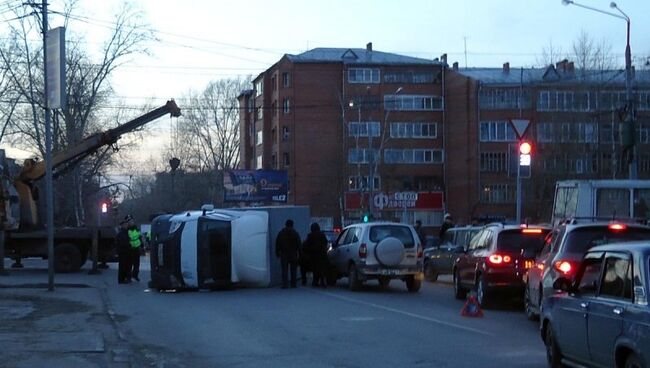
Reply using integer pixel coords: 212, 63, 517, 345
224, 170, 288, 202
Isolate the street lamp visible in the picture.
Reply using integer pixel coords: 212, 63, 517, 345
562, 0, 636, 178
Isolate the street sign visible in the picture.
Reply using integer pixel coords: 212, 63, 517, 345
509, 119, 530, 139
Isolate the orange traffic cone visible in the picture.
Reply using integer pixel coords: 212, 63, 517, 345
461, 293, 484, 318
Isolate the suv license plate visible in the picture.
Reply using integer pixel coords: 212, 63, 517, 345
379, 269, 403, 275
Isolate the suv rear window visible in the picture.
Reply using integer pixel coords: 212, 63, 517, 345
496, 229, 550, 254
564, 226, 650, 254
369, 225, 415, 248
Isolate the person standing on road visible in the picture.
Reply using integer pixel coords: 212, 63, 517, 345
116, 215, 133, 284
439, 213, 454, 238
302, 223, 329, 288
128, 218, 143, 282
414, 220, 426, 245
275, 219, 301, 289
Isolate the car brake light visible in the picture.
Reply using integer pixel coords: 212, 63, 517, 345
608, 223, 627, 232
359, 243, 367, 259
488, 254, 511, 265
554, 261, 573, 275
536, 263, 545, 271
522, 228, 543, 234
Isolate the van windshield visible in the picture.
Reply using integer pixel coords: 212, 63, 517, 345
564, 226, 650, 254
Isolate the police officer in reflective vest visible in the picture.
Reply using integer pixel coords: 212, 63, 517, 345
127, 217, 143, 282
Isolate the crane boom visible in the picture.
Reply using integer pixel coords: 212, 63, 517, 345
19, 100, 181, 181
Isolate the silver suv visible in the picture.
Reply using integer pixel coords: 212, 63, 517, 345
327, 222, 424, 292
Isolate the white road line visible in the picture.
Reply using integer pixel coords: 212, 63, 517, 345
309, 289, 494, 336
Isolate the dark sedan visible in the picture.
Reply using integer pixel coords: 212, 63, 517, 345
541, 241, 650, 368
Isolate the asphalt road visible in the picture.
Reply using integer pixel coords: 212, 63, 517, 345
105, 261, 548, 368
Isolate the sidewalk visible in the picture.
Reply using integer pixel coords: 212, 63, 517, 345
0, 258, 131, 368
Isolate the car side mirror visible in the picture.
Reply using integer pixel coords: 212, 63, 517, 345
552, 277, 572, 292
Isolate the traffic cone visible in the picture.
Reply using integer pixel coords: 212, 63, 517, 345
460, 292, 484, 318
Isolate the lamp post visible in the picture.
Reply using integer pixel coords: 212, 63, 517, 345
562, 0, 635, 178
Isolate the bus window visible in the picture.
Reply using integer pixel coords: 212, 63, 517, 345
597, 188, 630, 218
553, 186, 578, 220
634, 189, 650, 220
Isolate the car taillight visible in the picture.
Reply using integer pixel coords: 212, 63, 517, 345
608, 223, 627, 232
359, 243, 367, 259
554, 260, 574, 275
488, 254, 512, 265
417, 245, 423, 259
536, 263, 545, 271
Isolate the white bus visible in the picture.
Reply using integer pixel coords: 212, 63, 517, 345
552, 180, 650, 225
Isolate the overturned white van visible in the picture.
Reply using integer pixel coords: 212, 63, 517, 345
148, 206, 309, 290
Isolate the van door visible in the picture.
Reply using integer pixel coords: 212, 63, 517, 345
231, 211, 269, 287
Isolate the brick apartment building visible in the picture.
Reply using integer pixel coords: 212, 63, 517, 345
446, 60, 650, 224
239, 44, 650, 230
238, 43, 447, 229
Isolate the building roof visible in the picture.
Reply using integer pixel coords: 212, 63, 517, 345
286, 47, 442, 66
457, 66, 650, 86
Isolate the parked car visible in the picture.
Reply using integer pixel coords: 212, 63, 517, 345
524, 220, 650, 320
423, 226, 481, 282
327, 222, 424, 292
541, 241, 650, 368
453, 223, 551, 307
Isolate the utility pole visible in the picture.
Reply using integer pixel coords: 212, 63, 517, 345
42, 0, 55, 291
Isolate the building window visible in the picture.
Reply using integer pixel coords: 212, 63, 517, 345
247, 98, 254, 113
638, 91, 650, 111
256, 154, 262, 169
536, 122, 598, 143
390, 122, 437, 138
254, 80, 263, 97
282, 126, 290, 140
283, 99, 290, 114
638, 122, 650, 144
480, 152, 507, 172
271, 75, 277, 91
282, 72, 291, 87
256, 130, 263, 146
348, 148, 380, 164
600, 122, 621, 144
599, 91, 627, 110
543, 153, 598, 174
639, 154, 650, 173
348, 122, 380, 137
348, 68, 380, 83
479, 121, 517, 142
283, 152, 290, 166
348, 175, 380, 191
383, 149, 443, 164
384, 71, 438, 84
537, 90, 594, 111
256, 107, 263, 121
271, 153, 277, 169
384, 95, 443, 111
479, 88, 531, 109
481, 184, 515, 203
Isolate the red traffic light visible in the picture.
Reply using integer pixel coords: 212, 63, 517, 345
519, 141, 532, 155
101, 202, 108, 213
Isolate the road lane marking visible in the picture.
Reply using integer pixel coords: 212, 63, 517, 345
310, 289, 494, 336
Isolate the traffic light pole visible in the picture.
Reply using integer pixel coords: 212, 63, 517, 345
516, 157, 521, 224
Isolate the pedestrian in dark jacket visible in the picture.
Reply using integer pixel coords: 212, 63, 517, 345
439, 213, 455, 238
302, 223, 329, 287
116, 215, 133, 284
275, 219, 301, 288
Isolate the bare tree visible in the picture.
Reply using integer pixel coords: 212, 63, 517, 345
536, 39, 564, 68
571, 29, 615, 79
169, 77, 251, 173
0, 2, 155, 226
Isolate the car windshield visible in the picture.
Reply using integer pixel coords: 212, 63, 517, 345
564, 226, 650, 254
369, 225, 415, 248
496, 229, 550, 254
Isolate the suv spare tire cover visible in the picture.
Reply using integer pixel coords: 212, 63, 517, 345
374, 237, 405, 266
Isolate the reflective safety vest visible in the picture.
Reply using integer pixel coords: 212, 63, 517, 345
128, 229, 142, 248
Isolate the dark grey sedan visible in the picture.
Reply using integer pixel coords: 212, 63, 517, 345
422, 226, 480, 282
541, 241, 650, 368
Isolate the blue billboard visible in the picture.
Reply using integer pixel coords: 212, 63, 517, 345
224, 170, 288, 202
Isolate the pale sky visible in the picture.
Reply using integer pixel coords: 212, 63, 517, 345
1, 0, 649, 170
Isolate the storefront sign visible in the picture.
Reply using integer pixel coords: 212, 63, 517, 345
345, 191, 443, 211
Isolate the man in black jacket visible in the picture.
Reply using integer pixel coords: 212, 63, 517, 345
116, 215, 133, 284
275, 219, 301, 289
